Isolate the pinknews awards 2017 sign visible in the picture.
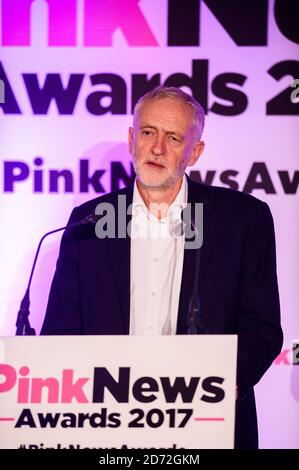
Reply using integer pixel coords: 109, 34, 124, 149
0, 0, 298, 448
0, 336, 237, 449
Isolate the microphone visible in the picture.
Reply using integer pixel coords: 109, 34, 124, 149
15, 211, 100, 335
181, 205, 205, 335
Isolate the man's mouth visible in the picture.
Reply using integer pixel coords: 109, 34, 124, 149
146, 160, 165, 169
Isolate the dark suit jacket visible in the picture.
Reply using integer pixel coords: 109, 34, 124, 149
41, 177, 283, 449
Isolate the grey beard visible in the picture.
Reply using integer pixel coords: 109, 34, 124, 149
132, 156, 187, 191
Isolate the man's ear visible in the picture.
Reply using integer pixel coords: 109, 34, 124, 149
128, 127, 134, 154
188, 140, 205, 166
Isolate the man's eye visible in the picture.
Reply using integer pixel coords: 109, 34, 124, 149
142, 130, 152, 136
169, 135, 180, 143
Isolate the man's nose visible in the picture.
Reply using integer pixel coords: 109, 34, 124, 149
151, 133, 165, 156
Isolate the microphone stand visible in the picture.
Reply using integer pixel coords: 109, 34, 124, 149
186, 207, 205, 335
187, 247, 205, 334
15, 213, 99, 335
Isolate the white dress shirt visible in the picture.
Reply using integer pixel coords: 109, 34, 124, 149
129, 176, 187, 335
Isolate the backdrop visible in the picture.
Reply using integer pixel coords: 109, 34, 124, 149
0, 0, 298, 448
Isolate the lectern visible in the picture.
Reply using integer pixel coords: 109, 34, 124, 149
0, 335, 237, 449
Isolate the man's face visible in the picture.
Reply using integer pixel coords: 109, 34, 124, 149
128, 97, 204, 191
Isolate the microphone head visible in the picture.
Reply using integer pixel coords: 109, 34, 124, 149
81, 213, 102, 224
181, 205, 199, 238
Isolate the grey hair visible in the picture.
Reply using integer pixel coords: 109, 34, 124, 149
133, 86, 205, 140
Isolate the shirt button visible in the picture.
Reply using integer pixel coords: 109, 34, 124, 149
151, 292, 156, 296
154, 258, 159, 262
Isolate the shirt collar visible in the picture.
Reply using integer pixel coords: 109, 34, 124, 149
133, 174, 187, 223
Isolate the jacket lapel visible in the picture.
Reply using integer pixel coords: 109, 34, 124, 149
177, 177, 218, 333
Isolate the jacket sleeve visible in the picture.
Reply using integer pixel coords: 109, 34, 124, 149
237, 201, 283, 394
40, 207, 82, 335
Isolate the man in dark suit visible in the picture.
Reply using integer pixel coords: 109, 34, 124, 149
41, 86, 283, 449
